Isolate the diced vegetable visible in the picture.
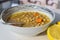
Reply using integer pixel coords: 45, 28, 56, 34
34, 12, 39, 16
36, 18, 42, 23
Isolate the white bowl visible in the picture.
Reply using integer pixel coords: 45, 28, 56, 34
1, 4, 55, 36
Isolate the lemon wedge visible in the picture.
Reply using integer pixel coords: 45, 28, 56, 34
47, 24, 60, 40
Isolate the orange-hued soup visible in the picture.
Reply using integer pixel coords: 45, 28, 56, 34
6, 11, 50, 27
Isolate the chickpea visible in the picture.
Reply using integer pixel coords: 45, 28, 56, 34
41, 22, 44, 25
23, 20, 27, 22
35, 23, 40, 27
35, 16, 39, 19
47, 19, 50, 22
26, 19, 30, 23
43, 19, 46, 21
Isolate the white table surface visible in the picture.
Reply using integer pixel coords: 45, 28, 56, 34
0, 9, 60, 40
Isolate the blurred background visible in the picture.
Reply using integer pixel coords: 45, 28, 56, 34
0, 0, 60, 13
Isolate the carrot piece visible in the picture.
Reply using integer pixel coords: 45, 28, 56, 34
36, 18, 42, 23
34, 12, 39, 16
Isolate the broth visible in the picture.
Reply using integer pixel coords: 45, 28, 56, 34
6, 11, 50, 27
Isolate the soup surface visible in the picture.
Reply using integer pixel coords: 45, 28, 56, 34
6, 11, 50, 27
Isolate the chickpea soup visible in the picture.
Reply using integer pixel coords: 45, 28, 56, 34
6, 11, 50, 27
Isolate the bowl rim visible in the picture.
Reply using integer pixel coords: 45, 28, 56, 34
1, 4, 55, 29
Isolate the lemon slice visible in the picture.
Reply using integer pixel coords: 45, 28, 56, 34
47, 24, 60, 40
57, 21, 60, 25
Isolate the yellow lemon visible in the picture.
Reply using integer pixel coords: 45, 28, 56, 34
47, 24, 60, 40
57, 21, 60, 25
